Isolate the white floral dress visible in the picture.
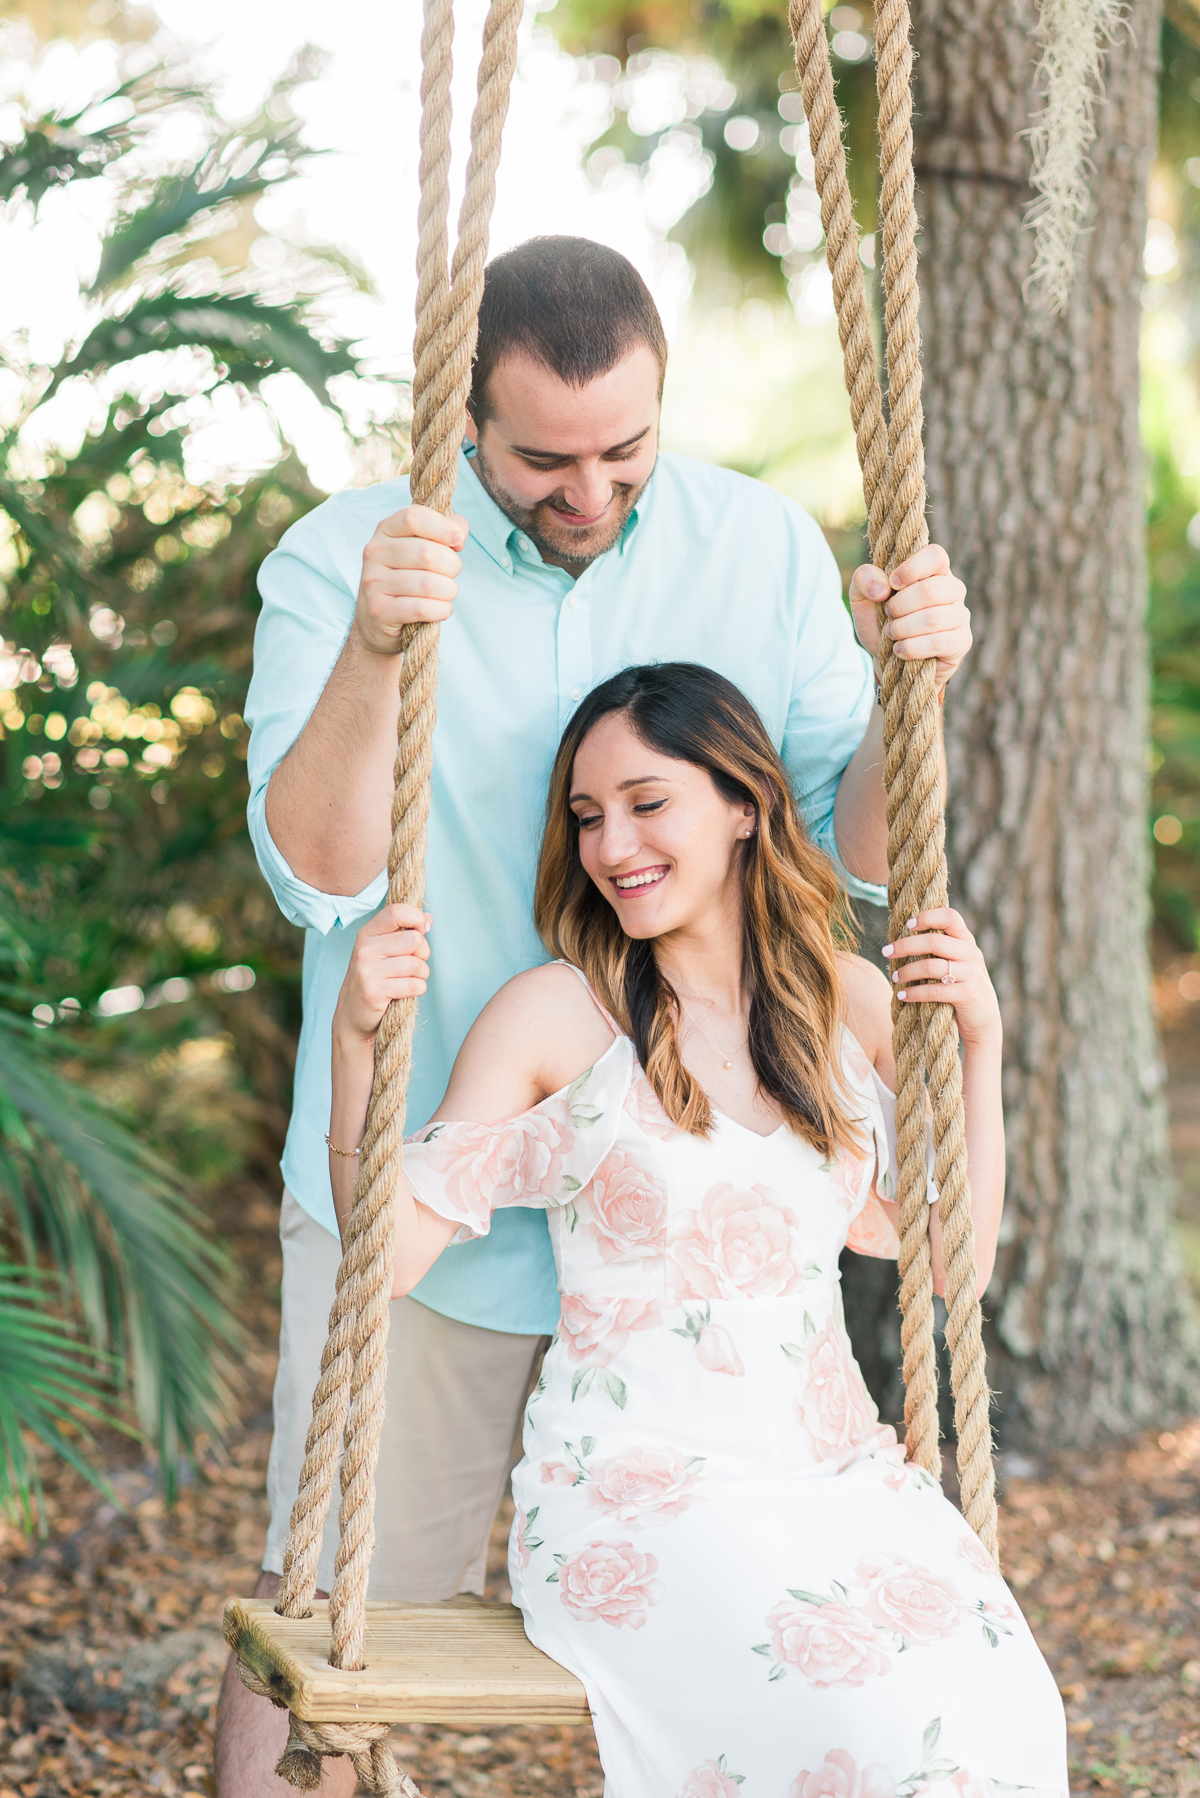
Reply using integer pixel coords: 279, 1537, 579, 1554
403, 973, 1068, 1798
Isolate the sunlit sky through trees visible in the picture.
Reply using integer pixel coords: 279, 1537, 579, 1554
2, 0, 743, 494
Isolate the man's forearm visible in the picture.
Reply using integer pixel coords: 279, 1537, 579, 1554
265, 629, 401, 894
832, 699, 947, 887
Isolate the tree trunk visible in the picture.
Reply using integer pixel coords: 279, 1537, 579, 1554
906, 0, 1200, 1444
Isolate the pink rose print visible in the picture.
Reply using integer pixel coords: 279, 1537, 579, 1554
855, 1556, 965, 1645
676, 1758, 744, 1797
557, 1295, 663, 1366
587, 1446, 703, 1524
949, 1771, 994, 1798
423, 1110, 574, 1224
793, 1321, 879, 1468
828, 1144, 875, 1214
669, 1182, 805, 1301
582, 1147, 669, 1263
539, 1459, 578, 1487
845, 1194, 901, 1260
625, 1066, 678, 1140
790, 1750, 896, 1798
695, 1323, 745, 1377
955, 1532, 1001, 1582
554, 1539, 663, 1629
676, 1305, 746, 1376
766, 1597, 893, 1687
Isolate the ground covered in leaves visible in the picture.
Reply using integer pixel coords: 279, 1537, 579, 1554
2, 1417, 1199, 1797
2, 953, 1199, 1797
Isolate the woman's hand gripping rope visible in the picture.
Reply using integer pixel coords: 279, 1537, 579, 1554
882, 907, 1001, 1048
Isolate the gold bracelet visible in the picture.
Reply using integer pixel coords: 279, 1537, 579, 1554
325, 1132, 362, 1157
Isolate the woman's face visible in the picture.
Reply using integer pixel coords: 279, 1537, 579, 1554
568, 710, 756, 942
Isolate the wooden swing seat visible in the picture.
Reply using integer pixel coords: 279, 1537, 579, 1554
222, 1594, 590, 1726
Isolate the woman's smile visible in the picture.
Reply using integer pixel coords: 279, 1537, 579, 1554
611, 864, 670, 895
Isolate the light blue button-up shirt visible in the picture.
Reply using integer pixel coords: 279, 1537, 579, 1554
245, 445, 884, 1335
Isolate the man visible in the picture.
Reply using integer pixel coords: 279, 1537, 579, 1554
216, 236, 970, 1795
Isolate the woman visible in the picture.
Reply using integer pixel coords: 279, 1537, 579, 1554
328, 664, 1067, 1797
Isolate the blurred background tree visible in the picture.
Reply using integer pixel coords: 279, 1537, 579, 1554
0, 39, 403, 1515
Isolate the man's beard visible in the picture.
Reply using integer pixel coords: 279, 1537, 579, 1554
471, 438, 654, 568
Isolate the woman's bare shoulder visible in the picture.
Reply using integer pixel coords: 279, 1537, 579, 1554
459, 962, 617, 1096
836, 949, 894, 1071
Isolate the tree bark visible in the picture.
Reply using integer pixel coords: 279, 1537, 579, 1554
908, 0, 1200, 1444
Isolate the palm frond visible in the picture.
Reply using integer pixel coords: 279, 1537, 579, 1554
0, 77, 143, 211
91, 131, 312, 297
52, 290, 357, 408
0, 1259, 131, 1529
0, 1010, 245, 1498
89, 49, 328, 295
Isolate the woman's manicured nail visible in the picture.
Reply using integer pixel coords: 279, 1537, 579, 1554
906, 918, 917, 929
882, 944, 894, 957
897, 989, 907, 999
891, 971, 899, 983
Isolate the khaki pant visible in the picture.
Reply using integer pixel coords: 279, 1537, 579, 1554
263, 1190, 549, 1600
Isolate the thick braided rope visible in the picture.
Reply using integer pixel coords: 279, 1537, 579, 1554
789, 0, 892, 567
269, 0, 467, 1637
873, 0, 942, 1486
256, 6, 523, 1784
235, 1663, 423, 1796
790, 0, 997, 1557
328, 0, 524, 1676
873, 0, 996, 1558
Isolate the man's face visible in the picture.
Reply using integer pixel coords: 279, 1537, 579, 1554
464, 344, 661, 570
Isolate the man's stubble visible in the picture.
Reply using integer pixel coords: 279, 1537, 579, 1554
470, 435, 655, 571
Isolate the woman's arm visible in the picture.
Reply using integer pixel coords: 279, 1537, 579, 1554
842, 908, 1005, 1298
329, 912, 614, 1296
328, 904, 457, 1296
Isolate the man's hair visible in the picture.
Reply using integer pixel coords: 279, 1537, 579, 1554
468, 236, 667, 422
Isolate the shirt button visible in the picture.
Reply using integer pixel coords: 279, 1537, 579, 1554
569, 686, 582, 703
568, 593, 579, 608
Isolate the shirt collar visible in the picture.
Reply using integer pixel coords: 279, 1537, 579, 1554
454, 442, 518, 574
454, 438, 653, 570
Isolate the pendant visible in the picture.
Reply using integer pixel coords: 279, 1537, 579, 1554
724, 1059, 732, 1070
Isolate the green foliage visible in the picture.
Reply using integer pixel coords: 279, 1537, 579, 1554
0, 1258, 129, 1528
0, 46, 392, 1509
0, 71, 167, 211
88, 58, 323, 294
552, 0, 879, 299
1147, 17, 1200, 949
0, 1007, 243, 1505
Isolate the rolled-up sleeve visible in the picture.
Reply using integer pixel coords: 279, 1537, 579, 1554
781, 515, 886, 908
244, 497, 392, 935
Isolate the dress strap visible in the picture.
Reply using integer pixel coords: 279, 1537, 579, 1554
550, 960, 626, 1039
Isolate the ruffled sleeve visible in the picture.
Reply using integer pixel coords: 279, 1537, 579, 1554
403, 1037, 634, 1245
839, 1028, 937, 1261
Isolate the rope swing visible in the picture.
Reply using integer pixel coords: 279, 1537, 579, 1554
225, 0, 997, 1788
789, 0, 997, 1557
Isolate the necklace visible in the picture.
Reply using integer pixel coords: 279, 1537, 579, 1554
679, 1001, 748, 1071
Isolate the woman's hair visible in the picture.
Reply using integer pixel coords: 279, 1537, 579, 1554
533, 663, 864, 1157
